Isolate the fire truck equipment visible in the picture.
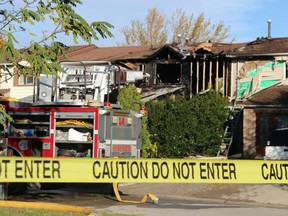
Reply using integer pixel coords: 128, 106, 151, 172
37, 61, 150, 104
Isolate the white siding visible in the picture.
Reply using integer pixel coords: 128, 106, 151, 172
0, 67, 34, 102
10, 86, 34, 102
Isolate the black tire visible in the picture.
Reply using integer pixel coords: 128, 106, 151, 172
8, 183, 27, 195
40, 183, 66, 190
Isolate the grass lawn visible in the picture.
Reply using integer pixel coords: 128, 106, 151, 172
0, 207, 87, 216
0, 207, 145, 216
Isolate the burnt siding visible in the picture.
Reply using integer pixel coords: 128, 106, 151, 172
145, 62, 154, 85
181, 62, 191, 97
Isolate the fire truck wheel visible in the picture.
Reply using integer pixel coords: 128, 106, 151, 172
40, 183, 66, 190
8, 183, 27, 195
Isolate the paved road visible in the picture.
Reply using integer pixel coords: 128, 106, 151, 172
98, 197, 288, 216
7, 183, 288, 215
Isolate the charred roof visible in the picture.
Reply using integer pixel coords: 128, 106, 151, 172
225, 37, 288, 57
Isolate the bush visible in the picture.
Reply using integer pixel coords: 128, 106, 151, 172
147, 90, 229, 158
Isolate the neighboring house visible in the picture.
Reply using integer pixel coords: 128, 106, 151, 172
219, 37, 288, 158
0, 44, 163, 102
0, 60, 37, 102
0, 45, 99, 102
237, 80, 288, 159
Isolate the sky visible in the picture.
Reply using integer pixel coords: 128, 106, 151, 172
13, 0, 288, 48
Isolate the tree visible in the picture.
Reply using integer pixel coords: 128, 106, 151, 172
120, 8, 231, 46
0, 0, 113, 77
0, 0, 113, 126
119, 8, 168, 46
171, 9, 231, 43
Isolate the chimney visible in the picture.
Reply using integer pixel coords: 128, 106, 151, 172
267, 19, 272, 39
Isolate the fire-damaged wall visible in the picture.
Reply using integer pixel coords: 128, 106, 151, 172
143, 53, 233, 100
181, 62, 191, 97
181, 57, 230, 98
236, 59, 286, 99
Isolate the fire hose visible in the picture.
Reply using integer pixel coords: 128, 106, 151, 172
112, 183, 159, 204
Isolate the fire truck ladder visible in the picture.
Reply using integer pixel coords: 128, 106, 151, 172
59, 66, 109, 102
217, 105, 243, 157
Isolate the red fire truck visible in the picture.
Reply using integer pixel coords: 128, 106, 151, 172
0, 61, 147, 194
1, 61, 147, 159
1, 101, 144, 159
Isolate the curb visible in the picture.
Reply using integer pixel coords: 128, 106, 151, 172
0, 200, 95, 215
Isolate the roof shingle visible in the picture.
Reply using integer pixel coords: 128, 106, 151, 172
242, 81, 288, 106
61, 45, 163, 62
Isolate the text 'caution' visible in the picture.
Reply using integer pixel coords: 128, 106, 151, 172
0, 158, 287, 184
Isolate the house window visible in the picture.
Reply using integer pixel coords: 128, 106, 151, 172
18, 76, 34, 86
14, 68, 35, 86
13, 68, 36, 86
277, 116, 288, 128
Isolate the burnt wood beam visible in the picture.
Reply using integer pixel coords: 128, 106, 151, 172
196, 61, 199, 94
203, 59, 206, 91
190, 62, 193, 99
216, 59, 219, 91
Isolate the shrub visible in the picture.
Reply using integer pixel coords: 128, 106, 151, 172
147, 90, 229, 158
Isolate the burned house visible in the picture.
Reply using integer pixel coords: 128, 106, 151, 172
2, 38, 288, 158
140, 38, 288, 158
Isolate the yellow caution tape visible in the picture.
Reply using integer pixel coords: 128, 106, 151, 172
113, 182, 159, 204
0, 157, 287, 184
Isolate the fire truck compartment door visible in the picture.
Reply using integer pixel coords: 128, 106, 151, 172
98, 112, 142, 158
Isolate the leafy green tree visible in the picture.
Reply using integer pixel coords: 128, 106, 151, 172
147, 91, 229, 158
0, 0, 113, 126
0, 0, 113, 77
120, 7, 231, 46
